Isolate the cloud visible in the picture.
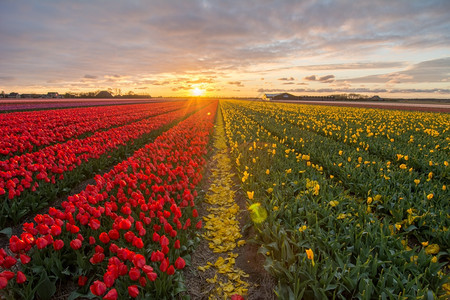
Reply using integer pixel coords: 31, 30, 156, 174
278, 77, 295, 81
259, 61, 408, 73
186, 78, 216, 84
139, 80, 171, 86
304, 75, 317, 81
0, 1, 449, 97
257, 87, 450, 95
0, 76, 15, 81
342, 57, 450, 84
318, 75, 335, 83
302, 62, 407, 71
228, 81, 244, 87
171, 86, 191, 91
258, 88, 306, 93
303, 74, 335, 83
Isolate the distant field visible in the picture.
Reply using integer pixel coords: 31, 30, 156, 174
0, 98, 158, 111
272, 99, 450, 113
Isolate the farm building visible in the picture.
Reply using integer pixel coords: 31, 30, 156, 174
96, 90, 114, 98
262, 93, 299, 101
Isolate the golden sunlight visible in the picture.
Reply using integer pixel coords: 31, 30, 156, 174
191, 87, 205, 96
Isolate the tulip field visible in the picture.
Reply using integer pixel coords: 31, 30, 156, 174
221, 100, 449, 299
0, 99, 448, 299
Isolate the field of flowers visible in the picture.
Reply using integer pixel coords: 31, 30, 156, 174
0, 100, 217, 299
0, 101, 203, 226
0, 99, 448, 299
221, 100, 448, 299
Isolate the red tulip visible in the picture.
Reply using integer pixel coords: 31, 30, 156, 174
139, 276, 146, 287
50, 225, 62, 236
119, 219, 131, 230
118, 263, 128, 276
159, 258, 169, 272
128, 285, 139, 298
152, 232, 160, 242
175, 257, 186, 269
166, 265, 175, 275
103, 271, 116, 288
160, 235, 169, 247
129, 267, 140, 281
2, 256, 17, 269
146, 271, 157, 281
108, 229, 120, 240
1, 271, 15, 280
0, 277, 8, 289
20, 254, 31, 264
132, 237, 144, 249
36, 237, 48, 249
132, 254, 146, 268
103, 288, 118, 300
90, 252, 105, 264
9, 236, 24, 253
124, 231, 135, 243
70, 239, 82, 250
53, 239, 64, 251
78, 275, 88, 287
89, 218, 101, 230
99, 232, 110, 244
196, 220, 202, 229
90, 280, 107, 296
16, 271, 26, 284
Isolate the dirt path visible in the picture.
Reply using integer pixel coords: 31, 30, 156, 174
184, 108, 275, 299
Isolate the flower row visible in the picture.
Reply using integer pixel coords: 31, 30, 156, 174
0, 102, 198, 203
1, 100, 218, 299
0, 99, 156, 112
233, 100, 449, 246
246, 101, 449, 179
0, 101, 184, 157
220, 100, 448, 298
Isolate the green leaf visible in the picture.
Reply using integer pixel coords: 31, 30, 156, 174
325, 284, 338, 291
68, 290, 96, 300
404, 225, 418, 232
35, 272, 56, 300
0, 227, 12, 238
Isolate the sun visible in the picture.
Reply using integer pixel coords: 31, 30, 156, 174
191, 87, 205, 96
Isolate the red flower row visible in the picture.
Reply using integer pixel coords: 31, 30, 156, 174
0, 102, 200, 202
1, 100, 218, 299
0, 102, 183, 157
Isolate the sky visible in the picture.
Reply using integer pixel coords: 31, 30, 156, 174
0, 0, 449, 99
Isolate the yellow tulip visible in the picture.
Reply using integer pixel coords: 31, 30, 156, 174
305, 248, 315, 266
425, 244, 440, 255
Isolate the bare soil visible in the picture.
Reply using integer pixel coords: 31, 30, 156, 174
183, 146, 276, 300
